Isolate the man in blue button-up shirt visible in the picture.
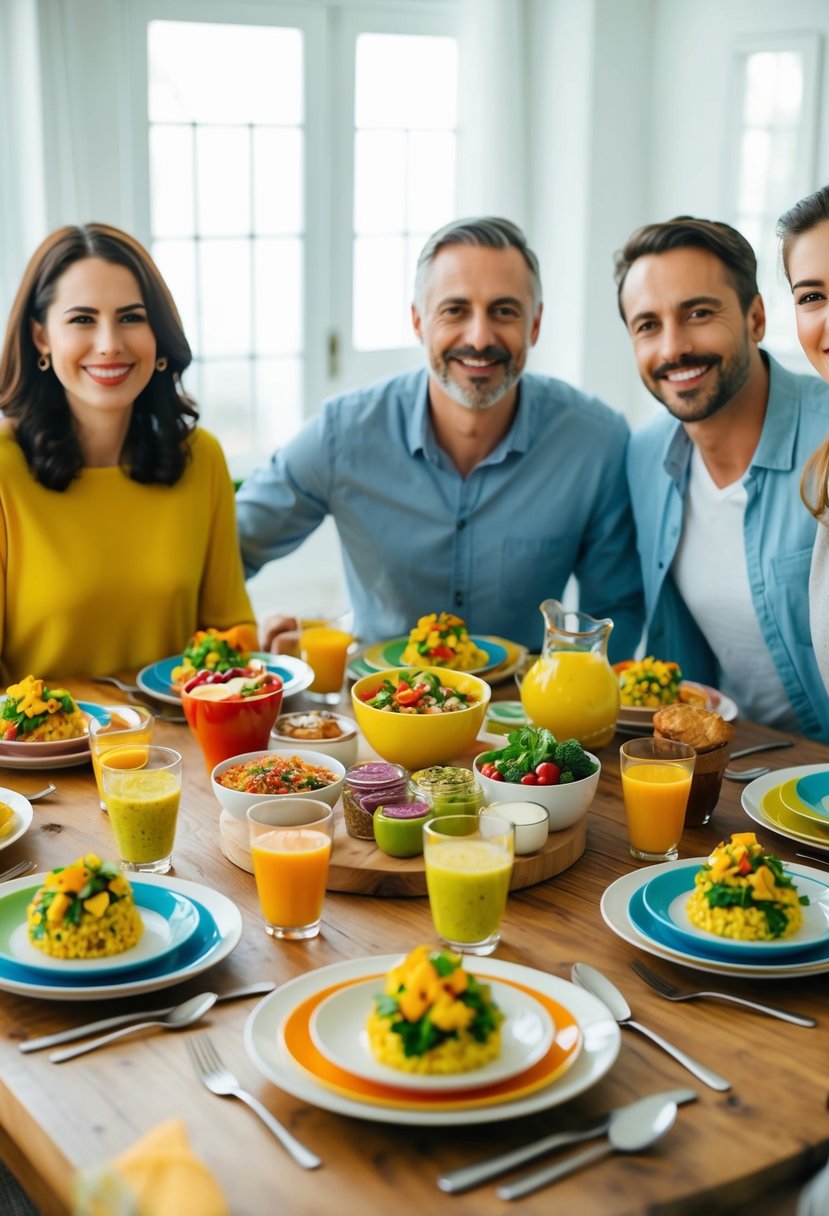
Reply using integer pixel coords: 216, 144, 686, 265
616, 215, 829, 741
237, 217, 643, 659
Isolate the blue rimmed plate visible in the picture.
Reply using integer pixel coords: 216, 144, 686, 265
0, 873, 241, 1000
0, 883, 200, 978
640, 864, 829, 961
0, 701, 108, 771
137, 653, 314, 706
742, 765, 829, 853
361, 636, 509, 677
795, 771, 829, 820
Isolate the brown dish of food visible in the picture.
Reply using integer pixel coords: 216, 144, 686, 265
653, 704, 736, 826
274, 711, 352, 741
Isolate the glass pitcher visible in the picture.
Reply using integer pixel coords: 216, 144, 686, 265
519, 600, 620, 749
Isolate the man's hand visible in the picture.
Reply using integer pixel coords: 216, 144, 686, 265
260, 614, 301, 655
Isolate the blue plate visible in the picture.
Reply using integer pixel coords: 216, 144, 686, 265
0, 883, 201, 979
634, 866, 829, 963
0, 887, 220, 988
795, 771, 829, 820
137, 652, 314, 707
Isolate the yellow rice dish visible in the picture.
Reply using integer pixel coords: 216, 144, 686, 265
401, 613, 488, 671
1, 675, 87, 742
686, 833, 808, 942
27, 854, 143, 959
366, 945, 502, 1075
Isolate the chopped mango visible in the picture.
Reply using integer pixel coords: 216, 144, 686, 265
46, 893, 71, 923
83, 891, 111, 918
55, 864, 91, 893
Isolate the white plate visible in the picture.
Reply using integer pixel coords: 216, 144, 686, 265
0, 789, 33, 853
0, 873, 242, 1000
0, 750, 92, 772
245, 955, 620, 1126
0, 701, 108, 771
601, 861, 829, 978
742, 765, 829, 853
615, 684, 738, 734
309, 977, 554, 1092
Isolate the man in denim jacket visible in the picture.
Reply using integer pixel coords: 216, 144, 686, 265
616, 215, 829, 741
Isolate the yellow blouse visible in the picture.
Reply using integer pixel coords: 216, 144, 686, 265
0, 427, 256, 683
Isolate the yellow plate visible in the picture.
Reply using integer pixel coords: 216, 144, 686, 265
777, 778, 829, 828
761, 784, 829, 846
279, 973, 583, 1112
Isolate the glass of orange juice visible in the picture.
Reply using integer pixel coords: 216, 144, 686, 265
300, 626, 354, 702
247, 798, 334, 939
88, 706, 154, 810
620, 737, 696, 861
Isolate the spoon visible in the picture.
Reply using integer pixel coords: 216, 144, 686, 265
571, 963, 731, 1091
27, 784, 57, 803
497, 1094, 678, 1199
50, 992, 217, 1063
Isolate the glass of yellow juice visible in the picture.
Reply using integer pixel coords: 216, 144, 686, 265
88, 706, 154, 810
619, 737, 696, 861
300, 626, 355, 702
101, 745, 182, 874
423, 813, 515, 955
247, 798, 334, 940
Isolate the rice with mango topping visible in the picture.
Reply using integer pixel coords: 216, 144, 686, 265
27, 854, 143, 959
366, 945, 502, 1075
686, 833, 808, 942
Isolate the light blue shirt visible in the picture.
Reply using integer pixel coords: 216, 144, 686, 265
237, 369, 644, 658
627, 353, 829, 742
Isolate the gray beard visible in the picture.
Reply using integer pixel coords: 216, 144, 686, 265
434, 361, 523, 411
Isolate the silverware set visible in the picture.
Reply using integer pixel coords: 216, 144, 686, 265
723, 739, 794, 781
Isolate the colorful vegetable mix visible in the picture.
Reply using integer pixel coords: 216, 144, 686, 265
360, 670, 474, 714
477, 726, 597, 786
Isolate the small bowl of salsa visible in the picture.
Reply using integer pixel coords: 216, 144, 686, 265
211, 748, 346, 822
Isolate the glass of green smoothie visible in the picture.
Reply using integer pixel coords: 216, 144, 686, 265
423, 813, 515, 956
101, 745, 183, 874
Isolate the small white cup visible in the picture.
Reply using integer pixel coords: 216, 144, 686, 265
483, 801, 549, 854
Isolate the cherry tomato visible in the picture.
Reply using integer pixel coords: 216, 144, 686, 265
520, 773, 538, 786
489, 768, 505, 781
535, 761, 561, 786
480, 762, 498, 778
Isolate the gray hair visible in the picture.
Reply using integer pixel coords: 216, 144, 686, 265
413, 217, 543, 312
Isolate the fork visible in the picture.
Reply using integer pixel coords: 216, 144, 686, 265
186, 1034, 321, 1169
91, 675, 140, 693
0, 860, 35, 882
629, 959, 816, 1027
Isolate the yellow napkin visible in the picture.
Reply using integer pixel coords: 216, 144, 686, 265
72, 1119, 228, 1216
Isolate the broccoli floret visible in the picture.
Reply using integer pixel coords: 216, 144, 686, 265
554, 739, 597, 782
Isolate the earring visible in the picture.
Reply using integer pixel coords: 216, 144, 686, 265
155, 356, 168, 373
37, 353, 51, 372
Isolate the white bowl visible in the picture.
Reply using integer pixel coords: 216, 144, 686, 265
473, 752, 601, 831
484, 800, 550, 854
270, 711, 359, 768
211, 748, 346, 823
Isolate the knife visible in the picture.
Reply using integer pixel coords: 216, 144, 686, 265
18, 982, 276, 1053
436, 1087, 696, 1193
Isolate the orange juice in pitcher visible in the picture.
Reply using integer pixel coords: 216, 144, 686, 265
519, 600, 620, 749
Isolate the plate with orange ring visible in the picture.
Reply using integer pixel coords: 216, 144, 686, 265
244, 955, 620, 1126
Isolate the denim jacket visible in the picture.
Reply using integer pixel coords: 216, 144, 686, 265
627, 353, 829, 742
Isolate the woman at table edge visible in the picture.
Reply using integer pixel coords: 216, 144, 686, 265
0, 223, 257, 685
779, 187, 829, 699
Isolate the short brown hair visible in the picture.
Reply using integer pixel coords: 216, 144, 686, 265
614, 216, 759, 319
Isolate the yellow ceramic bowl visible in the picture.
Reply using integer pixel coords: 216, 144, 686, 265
351, 666, 491, 770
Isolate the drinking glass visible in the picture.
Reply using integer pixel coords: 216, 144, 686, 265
101, 745, 182, 874
300, 626, 354, 703
423, 813, 514, 956
247, 798, 334, 940
619, 737, 695, 861
88, 705, 154, 810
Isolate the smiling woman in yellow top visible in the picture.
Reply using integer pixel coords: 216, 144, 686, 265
0, 224, 256, 683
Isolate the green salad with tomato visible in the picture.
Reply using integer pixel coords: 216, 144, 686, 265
477, 727, 597, 786
360, 671, 475, 714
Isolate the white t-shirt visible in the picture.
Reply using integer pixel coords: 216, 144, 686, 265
671, 446, 799, 730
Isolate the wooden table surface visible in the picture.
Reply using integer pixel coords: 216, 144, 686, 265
1, 679, 828, 1216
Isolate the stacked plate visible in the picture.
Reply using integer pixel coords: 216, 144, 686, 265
0, 872, 242, 1000
601, 858, 829, 978
136, 653, 315, 707
616, 683, 738, 736
347, 636, 527, 686
742, 765, 829, 853
244, 955, 621, 1126
0, 700, 109, 771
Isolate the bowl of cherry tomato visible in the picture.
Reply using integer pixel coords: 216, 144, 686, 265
473, 737, 600, 831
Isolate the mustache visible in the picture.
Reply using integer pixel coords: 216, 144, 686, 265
446, 346, 511, 363
653, 354, 719, 379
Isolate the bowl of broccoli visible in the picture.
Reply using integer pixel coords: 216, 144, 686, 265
474, 727, 601, 830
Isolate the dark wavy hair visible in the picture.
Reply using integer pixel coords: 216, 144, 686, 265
614, 215, 760, 320
0, 223, 197, 490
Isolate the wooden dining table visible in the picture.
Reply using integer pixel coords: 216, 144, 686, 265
1, 677, 828, 1216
